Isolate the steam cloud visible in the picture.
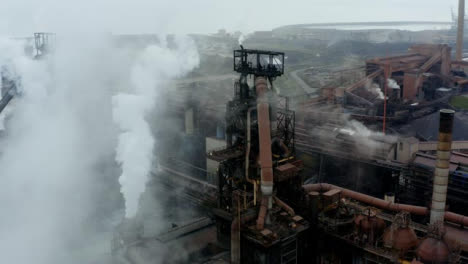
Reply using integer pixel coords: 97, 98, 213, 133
364, 78, 400, 100
365, 79, 385, 99
113, 37, 199, 218
0, 32, 198, 264
387, 78, 400, 89
0, 35, 121, 263
346, 118, 397, 156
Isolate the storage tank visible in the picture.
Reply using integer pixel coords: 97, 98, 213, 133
354, 208, 386, 245
416, 223, 450, 264
383, 212, 419, 254
416, 238, 450, 263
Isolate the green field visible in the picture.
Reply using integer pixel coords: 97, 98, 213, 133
450, 95, 468, 109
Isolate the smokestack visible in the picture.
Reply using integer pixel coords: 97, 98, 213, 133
430, 109, 455, 224
456, 0, 465, 61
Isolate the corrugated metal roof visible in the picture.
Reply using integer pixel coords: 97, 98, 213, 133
450, 152, 468, 164
399, 112, 468, 141
412, 152, 468, 171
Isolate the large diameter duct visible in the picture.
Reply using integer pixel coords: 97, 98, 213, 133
256, 197, 269, 230
303, 183, 468, 226
255, 76, 273, 230
445, 211, 468, 226
255, 77, 273, 197
430, 109, 455, 224
457, 0, 465, 61
246, 107, 256, 185
303, 183, 428, 215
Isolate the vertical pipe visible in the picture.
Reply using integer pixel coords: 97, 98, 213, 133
231, 211, 256, 264
226, 103, 232, 147
230, 224, 239, 264
255, 76, 274, 230
256, 196, 269, 230
383, 70, 389, 134
246, 107, 257, 205
253, 181, 257, 206
217, 165, 223, 208
245, 107, 256, 185
255, 77, 273, 197
456, 0, 465, 61
430, 109, 455, 224
231, 199, 241, 264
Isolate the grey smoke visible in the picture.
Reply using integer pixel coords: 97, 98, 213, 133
0, 26, 198, 264
365, 79, 385, 99
388, 78, 400, 89
0, 35, 119, 264
113, 37, 199, 218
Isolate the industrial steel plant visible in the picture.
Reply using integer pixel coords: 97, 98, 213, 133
2, 1, 468, 264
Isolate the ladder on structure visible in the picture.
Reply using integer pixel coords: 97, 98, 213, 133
280, 237, 298, 264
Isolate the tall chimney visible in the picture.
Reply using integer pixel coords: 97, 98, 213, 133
430, 109, 455, 224
456, 0, 465, 61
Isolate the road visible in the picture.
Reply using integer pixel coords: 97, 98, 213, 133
290, 68, 317, 95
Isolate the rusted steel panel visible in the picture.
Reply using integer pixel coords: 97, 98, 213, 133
402, 72, 419, 100
275, 163, 298, 181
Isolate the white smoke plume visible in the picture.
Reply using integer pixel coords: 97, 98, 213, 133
0, 35, 122, 264
365, 79, 385, 99
387, 78, 400, 89
113, 37, 199, 218
346, 118, 397, 157
363, 78, 400, 100
238, 33, 249, 45
0, 29, 198, 264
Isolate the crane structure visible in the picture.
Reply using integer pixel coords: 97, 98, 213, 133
0, 33, 54, 115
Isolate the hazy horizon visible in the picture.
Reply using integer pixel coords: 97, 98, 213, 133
0, 0, 461, 36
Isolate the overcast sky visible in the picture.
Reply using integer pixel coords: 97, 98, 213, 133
0, 0, 461, 36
